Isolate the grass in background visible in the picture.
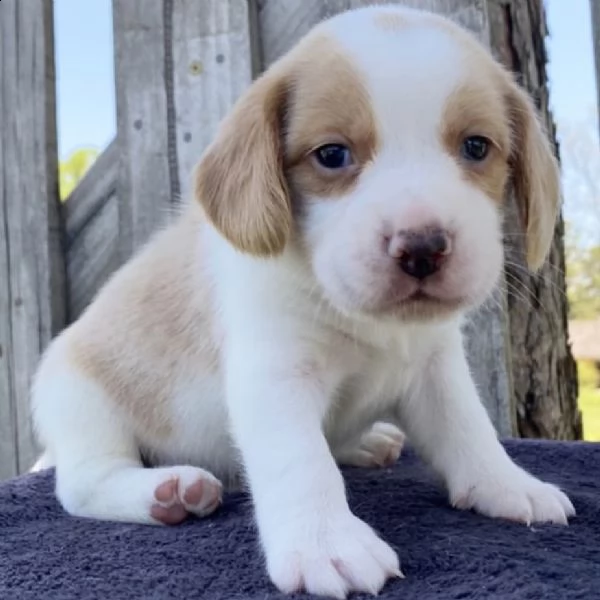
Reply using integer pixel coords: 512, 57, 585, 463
577, 360, 600, 441
580, 388, 600, 441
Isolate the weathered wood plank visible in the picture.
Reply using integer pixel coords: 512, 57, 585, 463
66, 196, 119, 321
462, 291, 514, 437
112, 0, 254, 260
64, 140, 118, 243
113, 0, 171, 260
0, 0, 66, 478
63, 141, 120, 321
255, 0, 513, 436
171, 0, 254, 199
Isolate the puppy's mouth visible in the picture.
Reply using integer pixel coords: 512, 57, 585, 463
319, 264, 467, 321
391, 286, 466, 317
404, 288, 451, 303
406, 289, 430, 302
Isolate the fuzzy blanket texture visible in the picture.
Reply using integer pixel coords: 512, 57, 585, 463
0, 439, 598, 600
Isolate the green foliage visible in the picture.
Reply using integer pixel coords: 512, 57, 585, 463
577, 360, 600, 441
566, 243, 600, 319
577, 359, 599, 389
560, 118, 600, 322
579, 386, 600, 441
59, 147, 100, 201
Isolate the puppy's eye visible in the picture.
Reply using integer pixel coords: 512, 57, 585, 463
461, 136, 490, 161
313, 144, 353, 170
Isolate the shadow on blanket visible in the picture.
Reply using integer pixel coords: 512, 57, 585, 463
0, 440, 598, 600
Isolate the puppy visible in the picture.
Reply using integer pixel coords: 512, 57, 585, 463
32, 5, 573, 598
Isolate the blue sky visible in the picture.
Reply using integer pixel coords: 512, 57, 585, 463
545, 0, 598, 129
54, 0, 116, 158
54, 0, 598, 158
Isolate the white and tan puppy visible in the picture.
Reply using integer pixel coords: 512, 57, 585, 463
32, 5, 573, 598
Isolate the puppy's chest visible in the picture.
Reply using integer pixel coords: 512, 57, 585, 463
328, 337, 418, 418
347, 352, 409, 404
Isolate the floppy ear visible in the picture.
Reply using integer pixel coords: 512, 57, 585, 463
194, 71, 292, 256
505, 80, 561, 271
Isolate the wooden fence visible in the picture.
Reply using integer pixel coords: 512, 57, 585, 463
0, 0, 526, 480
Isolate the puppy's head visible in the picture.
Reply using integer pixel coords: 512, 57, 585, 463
195, 6, 560, 321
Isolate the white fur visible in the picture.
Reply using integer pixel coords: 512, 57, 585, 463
31, 5, 572, 598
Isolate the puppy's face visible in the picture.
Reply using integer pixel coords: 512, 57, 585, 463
196, 7, 560, 321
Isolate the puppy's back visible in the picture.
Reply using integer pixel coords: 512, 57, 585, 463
32, 203, 220, 449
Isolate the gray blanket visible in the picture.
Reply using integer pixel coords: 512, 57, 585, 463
1, 440, 598, 599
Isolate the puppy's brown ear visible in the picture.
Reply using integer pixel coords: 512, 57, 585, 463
505, 80, 561, 271
194, 71, 291, 256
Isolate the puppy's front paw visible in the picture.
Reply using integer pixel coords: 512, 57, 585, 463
266, 512, 401, 598
451, 467, 575, 525
337, 422, 405, 468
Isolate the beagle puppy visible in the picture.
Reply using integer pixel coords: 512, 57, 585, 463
32, 5, 572, 598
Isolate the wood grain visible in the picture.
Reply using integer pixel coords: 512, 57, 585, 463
63, 140, 120, 321
0, 0, 66, 478
113, 0, 254, 260
113, 0, 172, 260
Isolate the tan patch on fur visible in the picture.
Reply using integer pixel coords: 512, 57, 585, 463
68, 206, 219, 439
194, 33, 378, 254
284, 36, 379, 200
194, 70, 291, 257
441, 82, 511, 203
373, 11, 409, 32
503, 79, 560, 270
373, 6, 483, 48
435, 13, 560, 270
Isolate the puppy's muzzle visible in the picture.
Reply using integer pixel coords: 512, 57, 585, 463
387, 227, 451, 280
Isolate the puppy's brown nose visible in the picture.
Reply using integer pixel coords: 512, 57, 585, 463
388, 228, 450, 280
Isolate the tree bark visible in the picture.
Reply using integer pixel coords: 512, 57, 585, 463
487, 0, 581, 439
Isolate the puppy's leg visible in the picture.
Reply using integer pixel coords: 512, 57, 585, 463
334, 422, 405, 468
32, 355, 222, 525
225, 346, 400, 599
399, 329, 574, 525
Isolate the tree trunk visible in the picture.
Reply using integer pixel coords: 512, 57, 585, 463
487, 0, 581, 439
